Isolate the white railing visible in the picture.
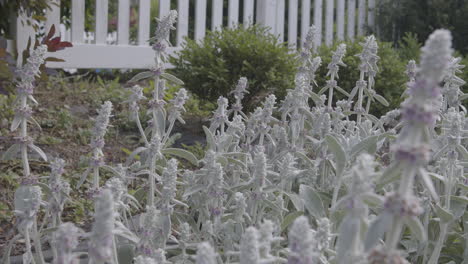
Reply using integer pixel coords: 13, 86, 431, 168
14, 0, 376, 69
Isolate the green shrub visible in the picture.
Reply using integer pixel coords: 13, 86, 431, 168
170, 25, 298, 110
315, 37, 408, 117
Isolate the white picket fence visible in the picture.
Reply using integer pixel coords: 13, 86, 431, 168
14, 0, 376, 69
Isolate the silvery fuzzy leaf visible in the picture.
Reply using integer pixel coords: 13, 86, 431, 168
223, 152, 248, 162
203, 125, 216, 151
361, 193, 384, 208
10, 115, 22, 131
334, 85, 350, 97
156, 108, 167, 139
451, 195, 468, 205
77, 167, 91, 188
377, 163, 402, 190
162, 148, 199, 166
294, 151, 316, 168
125, 146, 147, 166
281, 191, 304, 211
299, 184, 326, 218
161, 72, 184, 85
325, 135, 347, 176
457, 183, 468, 192
309, 92, 323, 104
318, 85, 329, 95
450, 197, 467, 219
224, 156, 247, 169
456, 145, 468, 160
114, 221, 140, 243
363, 113, 384, 130
29, 143, 48, 161
29, 117, 42, 131
28, 95, 38, 105
373, 94, 389, 107
128, 71, 154, 83
364, 211, 393, 251
131, 188, 146, 204
418, 168, 439, 202
433, 203, 454, 223
280, 211, 303, 232
348, 85, 359, 100
428, 172, 445, 183
432, 144, 449, 161
2, 143, 20, 160
183, 185, 206, 199
350, 134, 380, 159
336, 214, 360, 260
404, 216, 426, 241
262, 199, 289, 212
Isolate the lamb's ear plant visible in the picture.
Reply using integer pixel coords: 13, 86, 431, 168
2, 44, 49, 264
77, 100, 113, 191
318, 43, 348, 110
365, 29, 453, 262
51, 222, 83, 264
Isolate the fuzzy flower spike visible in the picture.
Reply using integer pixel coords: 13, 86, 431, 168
366, 30, 452, 263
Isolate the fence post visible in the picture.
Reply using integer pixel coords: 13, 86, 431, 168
256, 0, 277, 34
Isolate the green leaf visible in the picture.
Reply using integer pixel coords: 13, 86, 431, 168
456, 145, 468, 160
334, 85, 350, 97
377, 163, 402, 190
281, 211, 303, 232
373, 94, 390, 107
162, 148, 199, 166
433, 203, 454, 223
404, 216, 426, 241
361, 193, 384, 208
325, 135, 347, 176
418, 168, 439, 202
203, 125, 216, 150
161, 73, 185, 85
365, 212, 393, 251
336, 215, 360, 260
299, 184, 326, 218
128, 71, 154, 83
350, 134, 380, 158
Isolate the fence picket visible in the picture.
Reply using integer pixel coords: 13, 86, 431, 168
337, 0, 345, 40
95, 0, 108, 44
177, 0, 189, 46
71, 0, 85, 43
325, 0, 334, 45
117, 0, 130, 45
45, 0, 60, 35
228, 0, 239, 28
313, 0, 322, 48
288, 0, 298, 48
243, 0, 255, 26
41, 0, 375, 69
138, 0, 150, 45
347, 0, 356, 40
358, 0, 366, 36
195, 0, 207, 40
212, 0, 223, 30
159, 0, 171, 18
301, 0, 311, 48
276, 0, 285, 41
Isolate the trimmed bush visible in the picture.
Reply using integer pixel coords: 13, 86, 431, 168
170, 25, 298, 110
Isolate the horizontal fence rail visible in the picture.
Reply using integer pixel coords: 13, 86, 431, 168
14, 0, 376, 69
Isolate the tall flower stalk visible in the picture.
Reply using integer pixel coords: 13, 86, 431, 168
367, 30, 453, 260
